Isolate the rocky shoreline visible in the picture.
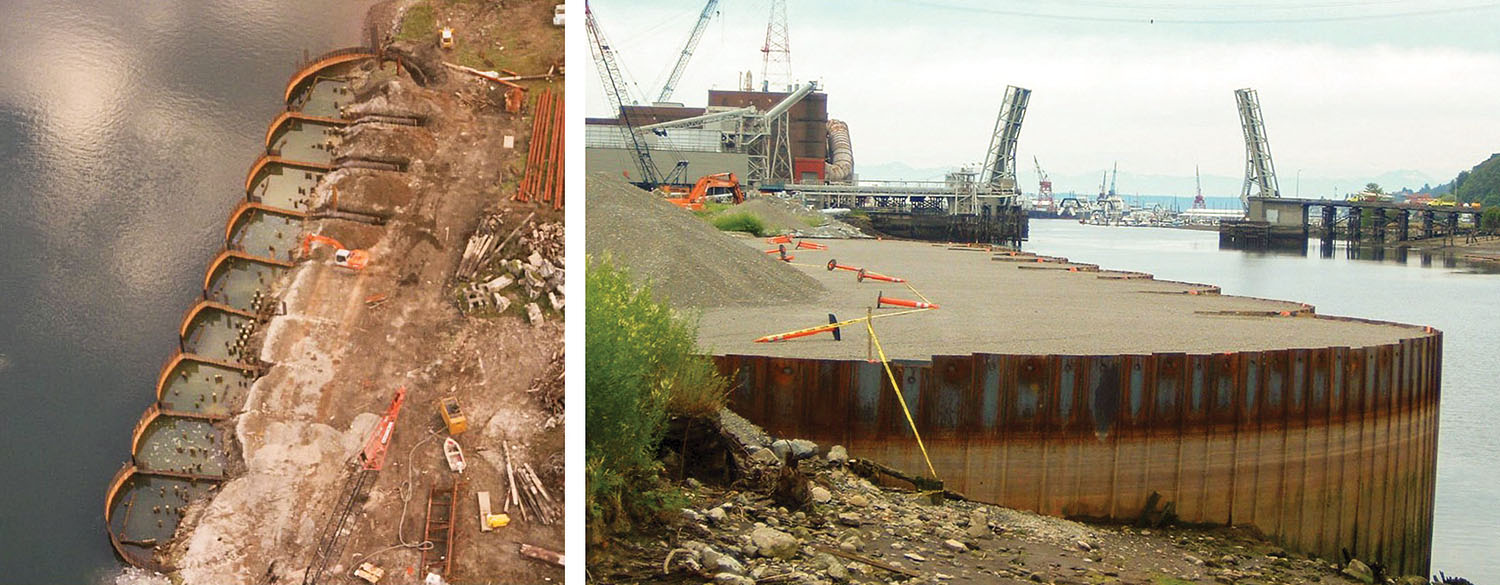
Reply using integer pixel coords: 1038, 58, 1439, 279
590, 410, 1426, 585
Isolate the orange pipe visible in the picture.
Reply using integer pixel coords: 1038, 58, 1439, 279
877, 294, 938, 309
755, 322, 840, 343
857, 268, 906, 283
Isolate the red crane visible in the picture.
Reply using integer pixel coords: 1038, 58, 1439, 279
359, 387, 406, 471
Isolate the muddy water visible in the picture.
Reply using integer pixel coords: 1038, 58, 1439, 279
1026, 219, 1500, 579
0, 0, 373, 581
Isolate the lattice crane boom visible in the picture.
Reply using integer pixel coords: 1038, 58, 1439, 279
586, 0, 664, 187
359, 387, 407, 471
657, 0, 719, 103
585, 2, 625, 116
1033, 155, 1052, 199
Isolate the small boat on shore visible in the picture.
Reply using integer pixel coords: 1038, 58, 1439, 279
444, 437, 466, 473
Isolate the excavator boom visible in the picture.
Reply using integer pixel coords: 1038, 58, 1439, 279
300, 233, 370, 270
666, 172, 744, 211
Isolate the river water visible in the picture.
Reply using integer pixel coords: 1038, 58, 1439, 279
0, 1, 372, 581
1025, 219, 1499, 579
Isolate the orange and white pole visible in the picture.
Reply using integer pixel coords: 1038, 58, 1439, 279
877, 293, 938, 310
827, 259, 860, 272
857, 268, 906, 283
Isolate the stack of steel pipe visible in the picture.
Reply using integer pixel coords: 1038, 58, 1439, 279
515, 89, 565, 210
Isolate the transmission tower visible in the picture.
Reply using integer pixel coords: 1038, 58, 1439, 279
760, 0, 792, 91
1235, 88, 1280, 209
980, 85, 1031, 196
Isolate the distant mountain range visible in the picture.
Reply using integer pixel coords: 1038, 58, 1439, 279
854, 161, 1440, 200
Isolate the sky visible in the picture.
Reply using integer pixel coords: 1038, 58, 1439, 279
584, 0, 1500, 196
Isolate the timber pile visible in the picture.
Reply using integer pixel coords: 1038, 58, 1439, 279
456, 211, 531, 280
502, 441, 559, 526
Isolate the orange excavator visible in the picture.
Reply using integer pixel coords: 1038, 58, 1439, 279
663, 172, 745, 211
300, 234, 370, 270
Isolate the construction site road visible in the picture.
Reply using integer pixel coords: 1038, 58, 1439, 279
698, 237, 1423, 360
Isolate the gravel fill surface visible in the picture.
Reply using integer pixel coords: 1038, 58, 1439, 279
698, 238, 1426, 359
586, 172, 823, 309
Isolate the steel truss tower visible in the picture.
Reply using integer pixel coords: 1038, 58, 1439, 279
980, 85, 1032, 196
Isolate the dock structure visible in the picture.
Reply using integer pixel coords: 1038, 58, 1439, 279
1221, 196, 1483, 250
702, 238, 1440, 576
786, 179, 1029, 245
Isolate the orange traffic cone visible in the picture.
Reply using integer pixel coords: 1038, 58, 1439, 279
796, 241, 828, 250
826, 259, 860, 272
876, 293, 938, 309
766, 235, 793, 244
857, 268, 906, 283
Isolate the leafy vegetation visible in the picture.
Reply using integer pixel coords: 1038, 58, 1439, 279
586, 257, 728, 536
1442, 153, 1500, 208
710, 212, 768, 236
1483, 207, 1500, 233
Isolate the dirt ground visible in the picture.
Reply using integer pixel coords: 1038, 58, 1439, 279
164, 2, 564, 583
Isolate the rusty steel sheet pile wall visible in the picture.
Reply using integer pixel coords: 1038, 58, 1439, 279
102, 52, 384, 570
714, 328, 1440, 575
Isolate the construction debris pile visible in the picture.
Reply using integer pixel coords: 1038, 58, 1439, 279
586, 172, 823, 309
456, 212, 564, 323
527, 348, 564, 429
593, 411, 1398, 585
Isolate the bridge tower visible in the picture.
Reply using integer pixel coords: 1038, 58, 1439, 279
1235, 88, 1281, 209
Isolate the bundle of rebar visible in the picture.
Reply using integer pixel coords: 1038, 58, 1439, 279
501, 440, 559, 525
513, 89, 564, 210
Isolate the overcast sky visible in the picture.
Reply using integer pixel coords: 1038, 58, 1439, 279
585, 0, 1500, 194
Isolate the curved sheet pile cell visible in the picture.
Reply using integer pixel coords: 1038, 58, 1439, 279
205, 256, 286, 311
228, 208, 303, 263
108, 473, 216, 565
158, 359, 254, 418
248, 163, 326, 211
268, 118, 342, 164
134, 415, 228, 478
181, 307, 255, 363
287, 59, 400, 117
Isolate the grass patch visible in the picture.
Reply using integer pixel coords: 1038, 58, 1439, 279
692, 201, 732, 218
397, 3, 436, 43
710, 212, 768, 236
847, 209, 869, 220
803, 214, 827, 228
586, 257, 729, 537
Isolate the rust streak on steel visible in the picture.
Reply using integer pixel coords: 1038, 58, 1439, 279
713, 326, 1441, 576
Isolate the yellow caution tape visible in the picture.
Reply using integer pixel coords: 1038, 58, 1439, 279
865, 319, 940, 481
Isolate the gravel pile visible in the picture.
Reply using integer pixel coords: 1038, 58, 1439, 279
716, 198, 815, 235
585, 172, 823, 309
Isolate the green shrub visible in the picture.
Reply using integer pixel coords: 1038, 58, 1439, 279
1482, 207, 1500, 233
586, 256, 728, 535
711, 212, 767, 236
